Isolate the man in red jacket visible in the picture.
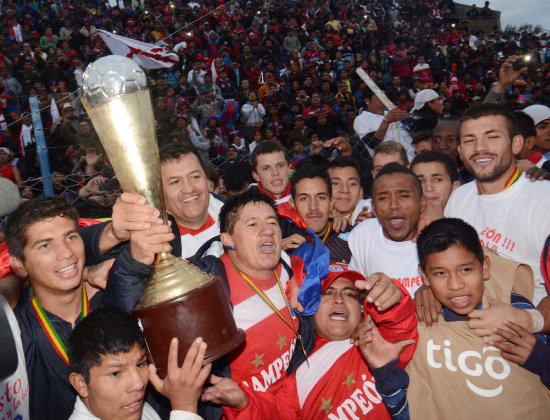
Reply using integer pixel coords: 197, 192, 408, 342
202, 265, 417, 419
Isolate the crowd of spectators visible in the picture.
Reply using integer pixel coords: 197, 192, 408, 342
0, 0, 549, 216
3, 2, 550, 419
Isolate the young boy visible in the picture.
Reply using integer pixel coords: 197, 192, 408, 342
410, 151, 460, 209
67, 307, 209, 419
406, 218, 550, 419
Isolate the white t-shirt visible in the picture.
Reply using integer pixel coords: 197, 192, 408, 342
0, 296, 30, 420
349, 218, 422, 297
353, 110, 415, 161
178, 194, 224, 259
69, 396, 202, 420
445, 174, 550, 305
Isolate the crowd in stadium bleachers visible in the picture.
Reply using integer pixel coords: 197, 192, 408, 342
1, 1, 550, 419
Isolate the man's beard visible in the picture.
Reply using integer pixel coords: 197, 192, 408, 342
465, 153, 514, 183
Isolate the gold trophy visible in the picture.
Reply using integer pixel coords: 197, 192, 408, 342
81, 56, 245, 377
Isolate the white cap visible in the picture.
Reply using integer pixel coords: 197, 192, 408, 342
523, 105, 550, 126
412, 89, 439, 111
0, 177, 20, 217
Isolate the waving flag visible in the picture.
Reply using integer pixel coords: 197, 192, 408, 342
97, 29, 178, 69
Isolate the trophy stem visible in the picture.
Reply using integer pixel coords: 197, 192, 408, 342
82, 55, 245, 375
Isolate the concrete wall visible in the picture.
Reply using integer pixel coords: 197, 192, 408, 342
453, 2, 501, 32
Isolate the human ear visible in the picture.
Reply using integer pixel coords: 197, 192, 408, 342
451, 180, 461, 191
482, 255, 491, 281
220, 232, 234, 249
9, 255, 28, 278
419, 265, 430, 287
252, 171, 260, 183
511, 135, 524, 155
69, 373, 89, 398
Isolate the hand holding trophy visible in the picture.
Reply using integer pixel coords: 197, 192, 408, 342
81, 56, 245, 377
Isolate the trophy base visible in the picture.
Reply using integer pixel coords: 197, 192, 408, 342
133, 276, 246, 378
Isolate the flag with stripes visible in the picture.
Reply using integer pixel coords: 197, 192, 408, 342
97, 29, 179, 69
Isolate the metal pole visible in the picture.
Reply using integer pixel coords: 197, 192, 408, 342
29, 96, 54, 196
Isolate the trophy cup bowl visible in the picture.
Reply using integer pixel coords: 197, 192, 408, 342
81, 56, 245, 377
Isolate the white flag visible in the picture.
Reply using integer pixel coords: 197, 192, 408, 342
50, 98, 60, 122
97, 29, 179, 69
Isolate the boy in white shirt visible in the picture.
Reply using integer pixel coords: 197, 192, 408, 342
68, 307, 209, 420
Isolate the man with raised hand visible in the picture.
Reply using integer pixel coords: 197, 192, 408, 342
6, 197, 172, 419
201, 265, 416, 420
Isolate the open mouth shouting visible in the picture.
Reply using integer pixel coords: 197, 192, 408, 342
387, 217, 405, 230
260, 240, 276, 254
329, 310, 349, 321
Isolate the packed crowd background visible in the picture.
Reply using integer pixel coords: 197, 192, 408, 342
0, 0, 549, 216
1, 1, 550, 420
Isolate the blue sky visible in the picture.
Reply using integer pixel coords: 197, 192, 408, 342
493, 0, 549, 30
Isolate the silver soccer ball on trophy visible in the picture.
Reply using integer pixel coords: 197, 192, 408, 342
82, 55, 148, 107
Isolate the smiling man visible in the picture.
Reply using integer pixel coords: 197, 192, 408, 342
442, 104, 550, 343
349, 163, 426, 297
6, 197, 171, 419
446, 104, 550, 306
159, 143, 225, 259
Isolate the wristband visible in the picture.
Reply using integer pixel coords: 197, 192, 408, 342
527, 308, 544, 333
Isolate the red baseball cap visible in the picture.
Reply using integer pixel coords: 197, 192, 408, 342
321, 264, 366, 292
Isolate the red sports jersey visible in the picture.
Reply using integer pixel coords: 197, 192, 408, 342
222, 254, 300, 393
225, 282, 417, 419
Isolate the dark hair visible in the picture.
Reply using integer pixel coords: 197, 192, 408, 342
361, 86, 376, 102
204, 163, 220, 188
374, 162, 423, 197
411, 151, 458, 182
219, 188, 278, 235
417, 218, 484, 270
68, 307, 146, 384
413, 131, 433, 144
159, 142, 207, 173
460, 103, 517, 140
251, 141, 288, 170
512, 111, 537, 139
290, 164, 332, 198
295, 154, 330, 170
327, 156, 361, 177
224, 161, 254, 193
5, 196, 78, 260
373, 141, 410, 166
